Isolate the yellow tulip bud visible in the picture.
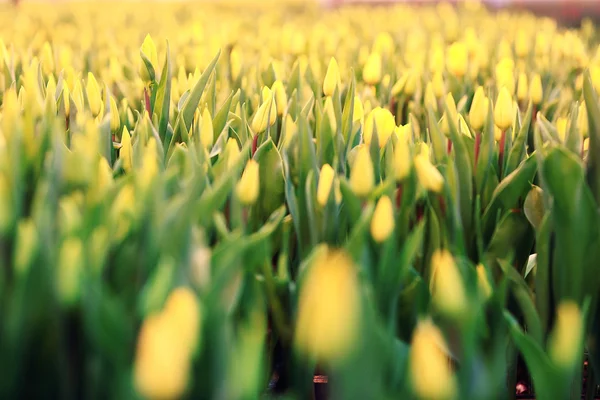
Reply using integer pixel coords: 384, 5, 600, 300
432, 72, 445, 99
224, 138, 241, 169
470, 87, 488, 131
317, 164, 335, 207
515, 29, 530, 58
549, 301, 583, 369
578, 102, 589, 138
440, 93, 458, 137
447, 42, 468, 78
476, 264, 492, 301
350, 145, 374, 197
295, 248, 361, 363
13, 219, 38, 277
138, 138, 159, 190
139, 34, 158, 83
494, 87, 513, 131
163, 287, 201, 356
0, 173, 13, 234
556, 117, 568, 142
1, 88, 20, 140
134, 314, 190, 400
410, 319, 456, 400
200, 108, 214, 149
251, 90, 276, 134
236, 159, 260, 206
57, 237, 84, 306
120, 127, 133, 172
373, 32, 395, 56
430, 249, 467, 317
590, 65, 600, 93
363, 52, 382, 85
86, 72, 102, 117
371, 196, 394, 242
529, 73, 543, 104
323, 57, 341, 97
584, 138, 590, 152
109, 95, 120, 132
517, 73, 528, 102
40, 42, 54, 76
414, 154, 444, 193
282, 114, 298, 148
364, 107, 395, 148
271, 80, 287, 116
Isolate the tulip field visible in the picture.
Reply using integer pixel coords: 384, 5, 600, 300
1, 0, 600, 399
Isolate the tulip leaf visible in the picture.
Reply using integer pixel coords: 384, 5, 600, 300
583, 71, 600, 204
505, 102, 532, 176
565, 102, 581, 154
476, 100, 497, 196
341, 74, 355, 146
154, 41, 171, 141
426, 107, 446, 163
523, 185, 544, 231
304, 170, 318, 247
213, 90, 234, 143
534, 213, 552, 335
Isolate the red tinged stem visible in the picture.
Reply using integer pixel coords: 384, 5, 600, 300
499, 130, 506, 175
395, 185, 404, 208
252, 134, 259, 156
447, 139, 452, 154
439, 197, 447, 216
144, 87, 151, 116
532, 104, 537, 124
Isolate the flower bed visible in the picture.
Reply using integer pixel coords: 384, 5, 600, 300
0, 1, 600, 399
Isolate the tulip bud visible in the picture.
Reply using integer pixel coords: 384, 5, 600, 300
578, 102, 589, 138
0, 173, 13, 234
414, 154, 444, 193
251, 89, 276, 134
363, 52, 382, 85
86, 72, 102, 117
13, 219, 38, 278
271, 80, 287, 116
432, 72, 445, 99
350, 145, 374, 197
295, 248, 361, 363
556, 117, 568, 142
371, 196, 394, 242
410, 319, 457, 400
120, 127, 133, 172
40, 42, 54, 76
470, 86, 488, 131
353, 96, 364, 125
57, 237, 84, 306
200, 108, 214, 149
549, 301, 583, 369
373, 32, 394, 56
364, 107, 395, 148
494, 87, 513, 131
282, 114, 298, 148
529, 73, 543, 104
430, 249, 467, 320
134, 314, 190, 400
476, 264, 492, 301
62, 85, 71, 118
517, 73, 528, 102
109, 95, 120, 132
317, 164, 335, 207
515, 29, 530, 58
139, 34, 158, 84
1, 88, 20, 140
163, 287, 201, 356
72, 80, 85, 113
224, 138, 241, 169
138, 138, 159, 190
440, 93, 458, 137
236, 159, 260, 206
323, 57, 341, 97
424, 83, 438, 112
447, 42, 468, 78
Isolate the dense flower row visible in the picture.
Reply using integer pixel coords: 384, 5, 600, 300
0, 1, 599, 399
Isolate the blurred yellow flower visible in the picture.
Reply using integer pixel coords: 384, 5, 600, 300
350, 145, 374, 197
236, 159, 260, 206
371, 195, 394, 243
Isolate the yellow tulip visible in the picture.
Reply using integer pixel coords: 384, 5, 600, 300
517, 72, 528, 102
295, 248, 361, 363
549, 301, 583, 369
393, 131, 411, 182
323, 96, 337, 132
446, 42, 468, 78
317, 164, 335, 207
410, 319, 456, 400
323, 57, 341, 97
200, 108, 214, 149
251, 89, 276, 134
515, 28, 530, 58
57, 237, 84, 306
139, 34, 158, 83
271, 80, 287, 116
350, 145, 374, 197
414, 154, 444, 193
363, 107, 395, 148
432, 71, 445, 98
556, 117, 568, 142
120, 127, 133, 172
529, 73, 543, 104
371, 196, 394, 242
229, 45, 242, 81
430, 249, 467, 317
236, 159, 260, 206
494, 87, 513, 131
163, 287, 201, 356
578, 102, 589, 138
440, 93, 458, 137
470, 86, 488, 132
362, 52, 382, 85
109, 95, 120, 132
86, 72, 102, 117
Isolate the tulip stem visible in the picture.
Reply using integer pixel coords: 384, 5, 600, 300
447, 139, 452, 154
143, 87, 151, 116
262, 261, 291, 343
499, 130, 506, 176
474, 131, 481, 168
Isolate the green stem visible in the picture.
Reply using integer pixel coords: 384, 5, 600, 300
262, 261, 291, 343
506, 342, 518, 400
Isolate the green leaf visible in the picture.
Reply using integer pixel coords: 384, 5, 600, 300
427, 107, 446, 163
534, 213, 552, 334
565, 103, 581, 154
154, 41, 171, 141
213, 90, 234, 144
253, 139, 285, 220
505, 102, 532, 176
583, 71, 600, 204
523, 185, 544, 231
341, 73, 356, 145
